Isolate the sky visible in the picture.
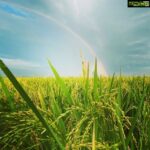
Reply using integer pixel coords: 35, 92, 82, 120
0, 0, 150, 76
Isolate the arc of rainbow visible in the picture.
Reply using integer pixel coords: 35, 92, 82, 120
2, 0, 108, 76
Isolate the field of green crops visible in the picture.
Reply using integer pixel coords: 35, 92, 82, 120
0, 60, 150, 150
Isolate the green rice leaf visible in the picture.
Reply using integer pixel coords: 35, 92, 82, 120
0, 59, 65, 150
93, 58, 98, 100
48, 60, 72, 105
0, 75, 15, 111
126, 76, 146, 146
92, 120, 96, 150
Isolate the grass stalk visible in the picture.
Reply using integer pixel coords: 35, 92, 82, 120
0, 59, 65, 150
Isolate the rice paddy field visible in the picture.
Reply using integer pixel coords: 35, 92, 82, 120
0, 60, 150, 150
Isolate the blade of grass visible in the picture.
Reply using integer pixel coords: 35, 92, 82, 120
0, 75, 15, 111
93, 58, 98, 100
114, 77, 127, 150
48, 60, 72, 105
116, 76, 123, 118
92, 119, 96, 150
48, 60, 70, 136
0, 59, 65, 150
126, 76, 146, 146
38, 90, 47, 111
84, 61, 89, 105
109, 73, 115, 93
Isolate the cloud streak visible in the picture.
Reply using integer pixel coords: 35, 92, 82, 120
0, 2, 30, 18
0, 58, 41, 69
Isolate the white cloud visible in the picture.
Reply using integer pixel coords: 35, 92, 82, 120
127, 39, 146, 46
132, 12, 150, 21
128, 53, 150, 60
51, 1, 66, 14
0, 58, 41, 69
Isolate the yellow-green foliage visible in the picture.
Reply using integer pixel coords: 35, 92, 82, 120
0, 76, 150, 150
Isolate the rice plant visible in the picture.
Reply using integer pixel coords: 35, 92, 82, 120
0, 59, 150, 150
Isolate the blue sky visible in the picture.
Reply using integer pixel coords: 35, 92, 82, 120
0, 0, 150, 76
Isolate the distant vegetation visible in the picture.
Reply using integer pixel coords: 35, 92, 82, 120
0, 59, 150, 150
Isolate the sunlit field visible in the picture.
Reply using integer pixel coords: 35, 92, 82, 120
0, 60, 150, 150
